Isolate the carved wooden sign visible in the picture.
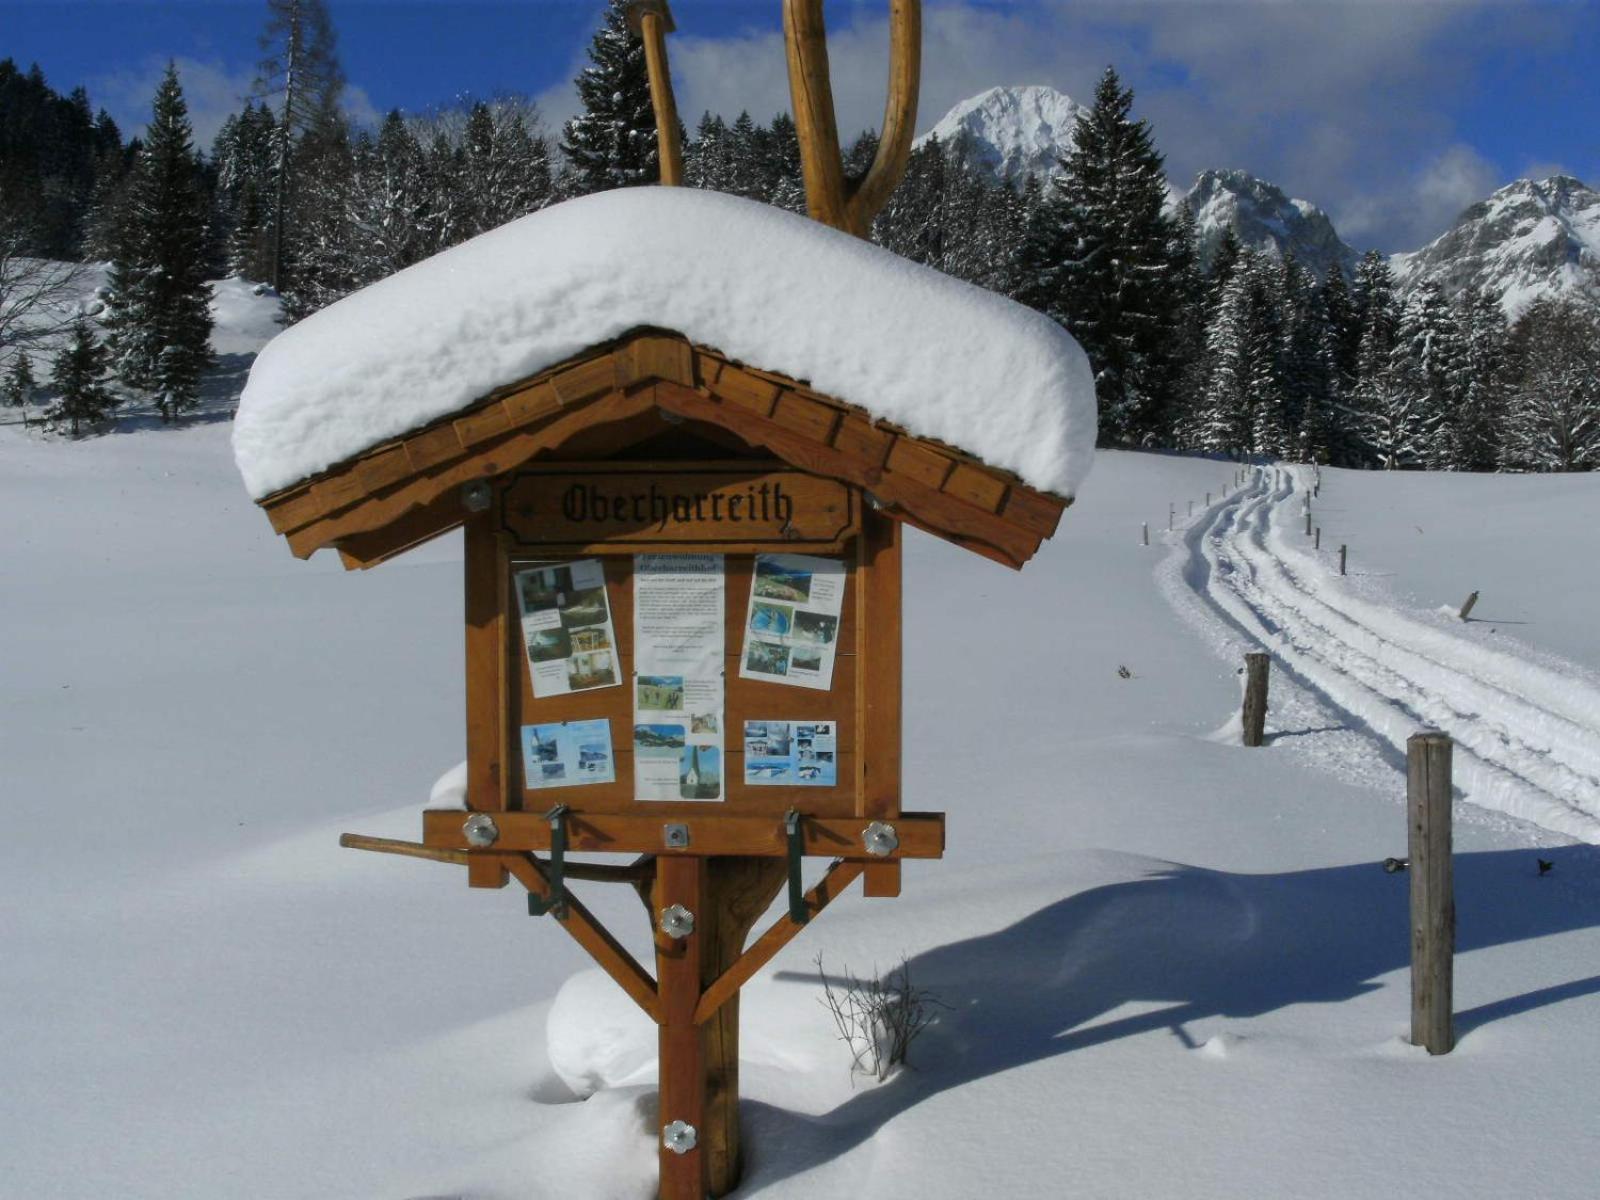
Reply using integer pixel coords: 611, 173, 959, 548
499, 463, 857, 550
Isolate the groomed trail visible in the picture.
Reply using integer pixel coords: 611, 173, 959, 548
1176, 464, 1600, 843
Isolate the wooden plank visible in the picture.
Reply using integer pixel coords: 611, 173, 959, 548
884, 436, 955, 492
943, 462, 1009, 513
351, 443, 416, 496
700, 858, 787, 1195
769, 392, 841, 444
309, 469, 368, 516
832, 413, 894, 474
552, 354, 620, 405
403, 423, 468, 473
618, 333, 696, 389
503, 853, 662, 1022
655, 856, 708, 1200
465, 517, 507, 823
501, 379, 561, 425
423, 809, 945, 858
1000, 485, 1069, 539
709, 366, 781, 416
858, 508, 903, 898
262, 484, 325, 535
453, 399, 513, 449
653, 381, 1044, 567
333, 496, 461, 570
499, 464, 856, 548
693, 859, 864, 1024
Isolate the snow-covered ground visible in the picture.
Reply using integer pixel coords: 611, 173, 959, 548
5, 315, 1600, 1196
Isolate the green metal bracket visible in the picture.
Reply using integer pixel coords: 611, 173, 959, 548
784, 809, 808, 925
527, 804, 570, 920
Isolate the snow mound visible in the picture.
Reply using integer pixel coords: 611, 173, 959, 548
232, 188, 1096, 501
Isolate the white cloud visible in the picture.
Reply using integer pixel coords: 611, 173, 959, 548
93, 57, 258, 151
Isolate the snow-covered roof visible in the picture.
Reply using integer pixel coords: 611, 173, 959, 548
233, 187, 1096, 501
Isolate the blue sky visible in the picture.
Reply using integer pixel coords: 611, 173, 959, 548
6, 1, 1597, 252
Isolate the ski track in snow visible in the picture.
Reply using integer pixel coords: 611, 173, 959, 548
1171, 464, 1600, 844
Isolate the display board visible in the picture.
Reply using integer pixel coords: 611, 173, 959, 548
461, 460, 901, 829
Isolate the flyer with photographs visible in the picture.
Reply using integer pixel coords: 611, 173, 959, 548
739, 553, 845, 691
521, 719, 616, 790
633, 554, 725, 802
743, 720, 838, 787
514, 559, 620, 698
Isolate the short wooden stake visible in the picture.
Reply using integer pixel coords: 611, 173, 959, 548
1339, 544, 1347, 576
1168, 504, 1174, 532
1188, 499, 1194, 516
1314, 526, 1321, 550
1242, 652, 1270, 747
1206, 491, 1211, 506
1407, 732, 1455, 1055
1305, 510, 1312, 536
1141, 522, 1149, 546
1458, 590, 1479, 621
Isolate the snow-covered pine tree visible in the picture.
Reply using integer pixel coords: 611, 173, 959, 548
1395, 281, 1465, 469
1244, 255, 1289, 459
347, 112, 430, 284
50, 315, 115, 435
725, 112, 764, 200
256, 0, 346, 291
457, 100, 552, 238
1027, 67, 1184, 447
102, 63, 213, 422
1348, 250, 1402, 467
1205, 224, 1245, 316
213, 103, 279, 282
756, 113, 802, 205
1276, 254, 1329, 461
1164, 198, 1209, 442
3, 351, 36, 424
559, 0, 658, 195
1190, 258, 1254, 457
276, 121, 354, 321
1453, 286, 1508, 471
1502, 298, 1600, 472
685, 113, 733, 193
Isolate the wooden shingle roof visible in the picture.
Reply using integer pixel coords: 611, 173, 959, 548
258, 329, 1070, 570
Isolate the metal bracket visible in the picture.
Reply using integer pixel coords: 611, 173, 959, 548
784, 809, 808, 925
527, 804, 570, 920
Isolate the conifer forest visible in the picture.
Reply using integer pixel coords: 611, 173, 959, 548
1, 0, 1595, 471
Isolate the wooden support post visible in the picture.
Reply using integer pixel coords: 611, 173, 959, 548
1407, 731, 1455, 1055
1305, 509, 1312, 537
1206, 491, 1211, 506
1141, 522, 1149, 546
1340, 543, 1348, 576
1315, 526, 1321, 550
1188, 500, 1194, 517
627, 1, 684, 186
1458, 590, 1479, 621
655, 855, 709, 1199
700, 858, 786, 1197
1242, 652, 1270, 747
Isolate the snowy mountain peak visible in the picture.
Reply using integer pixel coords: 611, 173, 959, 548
1392, 175, 1600, 317
1185, 169, 1357, 281
917, 85, 1085, 183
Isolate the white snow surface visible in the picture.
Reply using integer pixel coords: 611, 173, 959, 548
232, 187, 1097, 500
8, 422, 1600, 1198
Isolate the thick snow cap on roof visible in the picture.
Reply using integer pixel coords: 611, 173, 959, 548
233, 187, 1096, 500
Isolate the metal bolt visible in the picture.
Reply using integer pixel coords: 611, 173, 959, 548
662, 822, 690, 849
660, 904, 695, 939
862, 821, 899, 858
663, 1120, 697, 1155
462, 813, 499, 848
461, 480, 492, 513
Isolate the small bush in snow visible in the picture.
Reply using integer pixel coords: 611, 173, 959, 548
815, 954, 944, 1084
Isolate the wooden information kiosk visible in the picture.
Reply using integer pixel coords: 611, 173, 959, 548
245, 4, 1080, 1197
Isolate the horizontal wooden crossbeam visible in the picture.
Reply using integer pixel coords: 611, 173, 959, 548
422, 809, 944, 859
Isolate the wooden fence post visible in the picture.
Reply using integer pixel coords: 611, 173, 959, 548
1458, 591, 1479, 621
1314, 526, 1321, 550
1339, 544, 1347, 576
1408, 731, 1455, 1055
1142, 522, 1149, 546
1242, 652, 1270, 747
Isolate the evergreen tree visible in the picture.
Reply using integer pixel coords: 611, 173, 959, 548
1349, 251, 1403, 466
256, 0, 346, 290
50, 316, 115, 435
103, 64, 213, 422
1453, 287, 1508, 471
213, 103, 279, 281
559, 0, 658, 194
1191, 259, 1254, 457
1394, 281, 1465, 468
1205, 224, 1245, 316
456, 100, 551, 238
3, 350, 35, 424
1503, 298, 1600, 471
1022, 67, 1184, 446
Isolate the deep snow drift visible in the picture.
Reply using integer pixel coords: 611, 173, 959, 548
6, 411, 1600, 1198
233, 187, 1097, 500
